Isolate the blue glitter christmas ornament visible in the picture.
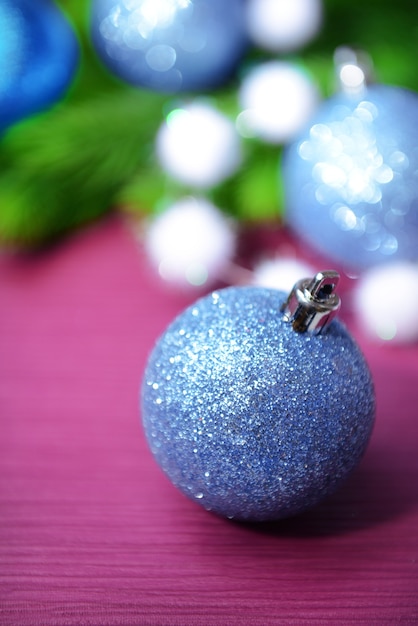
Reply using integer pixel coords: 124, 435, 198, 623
91, 0, 248, 92
0, 0, 79, 131
284, 85, 418, 270
141, 271, 375, 521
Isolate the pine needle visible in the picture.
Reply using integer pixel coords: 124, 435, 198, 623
0, 89, 165, 247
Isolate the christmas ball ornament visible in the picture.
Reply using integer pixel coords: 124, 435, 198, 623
144, 196, 236, 288
156, 102, 242, 188
284, 85, 418, 269
353, 262, 418, 343
0, 0, 79, 131
237, 61, 319, 144
91, 0, 248, 93
245, 0, 323, 52
141, 271, 375, 521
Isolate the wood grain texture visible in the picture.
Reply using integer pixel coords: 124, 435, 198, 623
0, 216, 417, 625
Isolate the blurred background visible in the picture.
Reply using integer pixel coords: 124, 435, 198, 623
1, 0, 418, 340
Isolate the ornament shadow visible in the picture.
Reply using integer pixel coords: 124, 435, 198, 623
240, 446, 417, 537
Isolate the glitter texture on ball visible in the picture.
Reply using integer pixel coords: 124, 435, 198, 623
91, 0, 248, 92
284, 85, 418, 269
141, 286, 375, 521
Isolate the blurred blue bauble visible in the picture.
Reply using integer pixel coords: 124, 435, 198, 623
141, 286, 375, 522
283, 85, 418, 270
91, 0, 248, 92
0, 0, 79, 131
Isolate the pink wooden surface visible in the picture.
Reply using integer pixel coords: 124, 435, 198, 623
1, 216, 417, 625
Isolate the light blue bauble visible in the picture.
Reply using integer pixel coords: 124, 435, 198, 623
141, 286, 375, 522
91, 0, 248, 93
283, 85, 418, 270
0, 0, 79, 131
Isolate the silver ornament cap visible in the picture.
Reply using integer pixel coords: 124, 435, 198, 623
281, 270, 341, 334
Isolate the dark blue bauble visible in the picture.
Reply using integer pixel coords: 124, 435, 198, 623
283, 85, 418, 270
141, 286, 375, 522
91, 0, 249, 93
0, 0, 79, 131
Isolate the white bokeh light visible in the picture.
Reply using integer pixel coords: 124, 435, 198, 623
145, 196, 236, 288
253, 257, 315, 292
354, 262, 418, 343
339, 64, 366, 92
334, 47, 372, 96
245, 0, 323, 52
238, 61, 319, 143
156, 102, 242, 188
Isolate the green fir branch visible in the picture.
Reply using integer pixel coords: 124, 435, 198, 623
0, 89, 165, 247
